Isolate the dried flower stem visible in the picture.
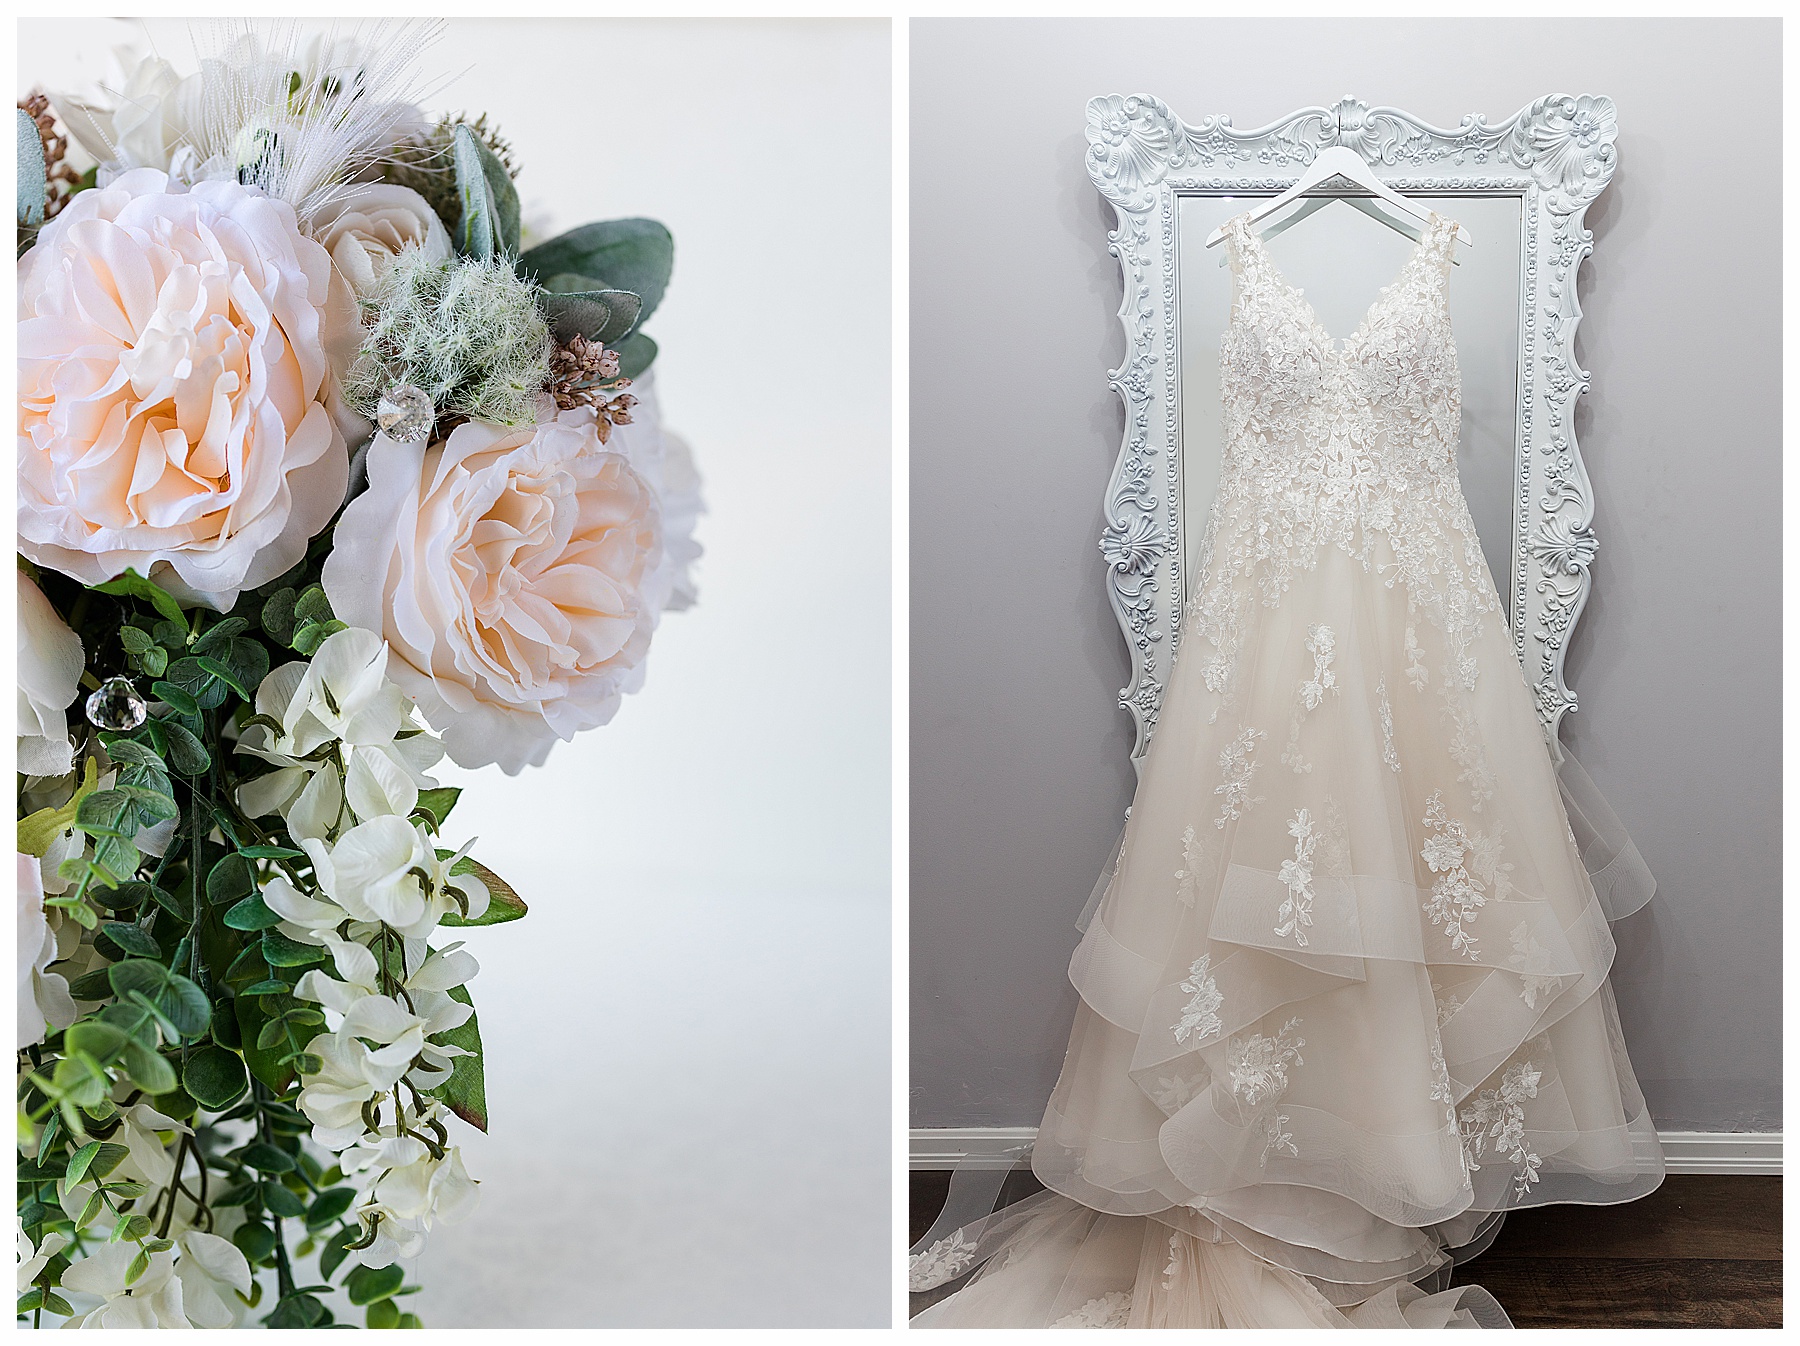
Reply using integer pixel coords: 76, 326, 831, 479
549, 334, 637, 441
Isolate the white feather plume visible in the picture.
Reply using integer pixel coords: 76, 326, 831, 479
179, 19, 446, 226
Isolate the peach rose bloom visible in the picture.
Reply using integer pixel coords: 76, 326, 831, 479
18, 168, 352, 609
324, 405, 664, 774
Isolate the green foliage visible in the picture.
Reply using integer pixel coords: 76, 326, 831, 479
411, 787, 462, 832
516, 218, 674, 326
425, 983, 487, 1132
377, 111, 518, 242
91, 568, 187, 626
437, 855, 527, 927
366, 1297, 402, 1329
613, 332, 659, 381
537, 284, 642, 346
346, 1263, 405, 1306
224, 893, 284, 931
183, 1046, 249, 1110
17, 108, 47, 229
256, 582, 342, 654
453, 120, 521, 260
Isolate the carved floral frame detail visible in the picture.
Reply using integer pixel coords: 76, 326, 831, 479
1086, 93, 1619, 764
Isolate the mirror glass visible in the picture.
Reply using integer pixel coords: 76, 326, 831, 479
1175, 193, 1525, 624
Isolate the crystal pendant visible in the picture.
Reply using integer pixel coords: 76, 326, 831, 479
86, 676, 147, 732
376, 384, 436, 442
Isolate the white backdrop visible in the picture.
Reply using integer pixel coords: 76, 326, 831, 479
19, 18, 893, 1327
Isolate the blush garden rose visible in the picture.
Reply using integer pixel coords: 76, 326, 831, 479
309, 183, 451, 301
324, 403, 667, 773
17, 168, 353, 610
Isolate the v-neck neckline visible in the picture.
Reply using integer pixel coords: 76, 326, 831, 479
1231, 210, 1443, 352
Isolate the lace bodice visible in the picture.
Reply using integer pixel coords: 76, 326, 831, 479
1220, 209, 1462, 489
1186, 210, 1499, 713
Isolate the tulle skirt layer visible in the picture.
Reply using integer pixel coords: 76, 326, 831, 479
910, 1191, 1510, 1328
913, 529, 1662, 1328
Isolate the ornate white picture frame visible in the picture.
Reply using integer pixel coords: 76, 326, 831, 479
1086, 93, 1619, 765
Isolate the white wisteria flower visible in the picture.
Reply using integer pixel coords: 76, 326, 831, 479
57, 1240, 188, 1329
300, 816, 487, 939
170, 1232, 254, 1330
16, 1230, 68, 1294
237, 627, 443, 841
17, 853, 78, 1050
17, 569, 84, 777
338, 1133, 478, 1267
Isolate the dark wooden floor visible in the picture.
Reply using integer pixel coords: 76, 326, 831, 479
911, 1172, 1781, 1327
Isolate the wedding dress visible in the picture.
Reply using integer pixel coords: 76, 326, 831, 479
912, 210, 1663, 1328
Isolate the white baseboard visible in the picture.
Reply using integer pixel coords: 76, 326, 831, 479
911, 1127, 1782, 1176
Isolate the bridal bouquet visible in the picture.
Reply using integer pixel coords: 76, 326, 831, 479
16, 24, 700, 1328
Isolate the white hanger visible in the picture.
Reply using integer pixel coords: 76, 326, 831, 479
1203, 144, 1473, 252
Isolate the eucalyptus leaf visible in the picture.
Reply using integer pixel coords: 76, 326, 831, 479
147, 882, 193, 923
306, 1186, 356, 1230
265, 1291, 325, 1328
17, 107, 46, 227
160, 720, 211, 776
318, 1226, 357, 1281
238, 844, 303, 860
293, 585, 333, 625
101, 921, 162, 958
91, 833, 140, 885
149, 680, 200, 718
206, 854, 256, 906
366, 1298, 402, 1330
92, 568, 187, 627
233, 1222, 277, 1264
76, 788, 138, 838
613, 331, 659, 381
345, 1263, 405, 1306
150, 1083, 199, 1121
183, 1044, 249, 1110
121, 1039, 177, 1095
261, 1180, 307, 1219
62, 1140, 104, 1190
224, 893, 283, 931
263, 929, 328, 968
516, 218, 673, 324
68, 969, 116, 1001
241, 1141, 296, 1173
537, 286, 642, 345
108, 958, 171, 1001
190, 616, 248, 655
261, 588, 298, 643
99, 738, 163, 771
451, 122, 513, 260
159, 973, 211, 1039
193, 654, 251, 699
235, 996, 295, 1093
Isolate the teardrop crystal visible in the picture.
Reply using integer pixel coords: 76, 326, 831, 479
86, 676, 147, 732
376, 384, 436, 442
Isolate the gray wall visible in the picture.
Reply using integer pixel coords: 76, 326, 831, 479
911, 18, 1780, 1133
